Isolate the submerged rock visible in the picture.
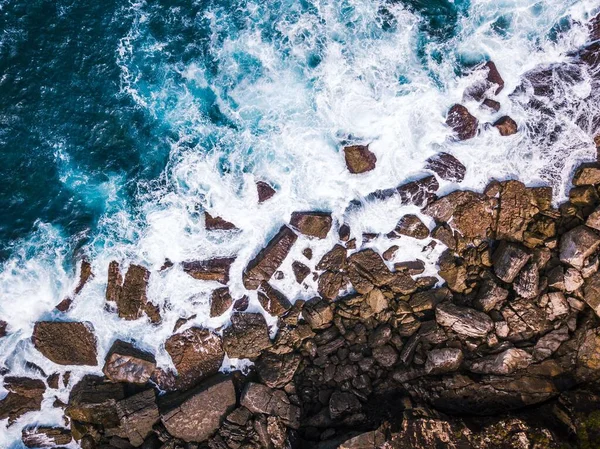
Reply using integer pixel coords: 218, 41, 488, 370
493, 116, 518, 136
290, 211, 332, 239
425, 152, 466, 182
33, 321, 97, 366
343, 145, 377, 174
446, 104, 478, 140
0, 377, 46, 424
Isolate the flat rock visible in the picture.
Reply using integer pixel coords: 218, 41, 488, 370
66, 375, 126, 427
393, 214, 429, 239
435, 302, 493, 338
114, 389, 159, 446
165, 328, 224, 391
160, 375, 236, 443
256, 352, 301, 389
22, 426, 72, 448
501, 299, 550, 342
347, 249, 394, 294
343, 145, 377, 174
425, 152, 466, 182
469, 348, 532, 375
103, 340, 156, 384
492, 241, 531, 283
493, 116, 518, 136
205, 212, 237, 231
573, 164, 600, 186
425, 348, 463, 374
241, 382, 300, 428
182, 257, 235, 285
290, 211, 332, 239
33, 321, 97, 366
0, 377, 46, 423
243, 225, 297, 289
513, 263, 539, 299
223, 313, 271, 359
258, 282, 292, 316
210, 287, 233, 317
560, 225, 600, 269
446, 104, 478, 140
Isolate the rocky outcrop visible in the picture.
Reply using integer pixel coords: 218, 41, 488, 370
343, 145, 377, 173
0, 377, 45, 423
33, 321, 97, 366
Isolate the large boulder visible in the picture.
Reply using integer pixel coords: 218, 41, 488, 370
302, 297, 334, 330
559, 225, 600, 269
160, 376, 236, 443
243, 226, 297, 289
182, 257, 236, 285
103, 340, 156, 384
343, 145, 377, 174
316, 244, 347, 271
397, 175, 439, 207
0, 377, 46, 423
446, 104, 478, 140
33, 321, 97, 366
66, 375, 126, 427
290, 212, 332, 239
106, 262, 161, 322
435, 302, 493, 338
223, 313, 271, 359
425, 152, 466, 183
210, 287, 233, 317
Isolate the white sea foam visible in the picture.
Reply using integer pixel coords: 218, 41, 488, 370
1, 0, 600, 445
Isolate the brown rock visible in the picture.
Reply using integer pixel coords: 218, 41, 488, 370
256, 181, 276, 203
435, 302, 493, 338
66, 375, 126, 426
75, 259, 93, 295
165, 328, 224, 390
243, 226, 297, 289
393, 214, 429, 239
513, 263, 539, 299
290, 211, 332, 239
106, 263, 160, 323
0, 320, 6, 338
343, 145, 377, 174
183, 257, 235, 285
303, 297, 334, 330
106, 260, 123, 303
240, 383, 300, 428
205, 212, 237, 231
425, 348, 463, 374
292, 261, 310, 283
446, 104, 478, 140
160, 375, 236, 443
482, 98, 501, 112
329, 391, 361, 419
0, 377, 45, 423
223, 313, 271, 359
492, 242, 531, 283
258, 282, 292, 316
318, 270, 346, 300
114, 389, 159, 446
396, 175, 440, 207
210, 287, 233, 317
469, 348, 532, 375
347, 249, 394, 294
256, 352, 301, 389
493, 116, 518, 136
103, 340, 156, 384
383, 245, 399, 261
583, 271, 600, 317
466, 61, 505, 101
22, 426, 72, 448
573, 164, 600, 186
559, 225, 600, 269
55, 298, 72, 312
33, 321, 97, 366
425, 152, 466, 182
501, 299, 550, 342
316, 244, 347, 271
475, 279, 509, 312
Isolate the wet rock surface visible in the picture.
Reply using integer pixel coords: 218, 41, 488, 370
33, 321, 97, 366
343, 145, 377, 174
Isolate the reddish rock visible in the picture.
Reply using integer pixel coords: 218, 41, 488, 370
0, 377, 46, 424
223, 313, 271, 359
573, 164, 600, 186
425, 152, 466, 183
103, 340, 156, 385
258, 282, 292, 316
240, 382, 300, 428
482, 98, 501, 112
290, 211, 333, 239
256, 181, 276, 202
210, 287, 233, 317
493, 116, 518, 136
183, 257, 235, 285
316, 244, 347, 272
292, 261, 310, 283
484, 61, 505, 93
112, 389, 159, 446
446, 104, 478, 140
302, 297, 334, 330
55, 298, 72, 312
396, 175, 440, 207
318, 270, 346, 299
205, 212, 237, 231
465, 61, 505, 101
33, 321, 97, 366
393, 214, 429, 239
243, 226, 298, 290
343, 145, 377, 174
75, 259, 93, 295
347, 249, 394, 294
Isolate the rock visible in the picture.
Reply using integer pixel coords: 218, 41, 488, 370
446, 104, 478, 140
396, 175, 440, 207
55, 297, 72, 312
586, 206, 600, 230
475, 279, 509, 312
240, 383, 300, 428
292, 261, 310, 283
105, 263, 160, 322
437, 251, 468, 293
569, 185, 599, 207
382, 245, 399, 261
75, 259, 94, 295
493, 116, 518, 136
469, 348, 532, 375
533, 327, 570, 361
303, 297, 334, 330
243, 226, 298, 289
66, 375, 126, 426
258, 282, 292, 316
338, 429, 387, 449
409, 288, 450, 313
545, 292, 570, 321
0, 377, 45, 423
290, 212, 332, 239
0, 320, 7, 338
559, 225, 600, 269
33, 321, 97, 366
425, 348, 463, 374
182, 257, 236, 285
256, 181, 276, 202
210, 287, 233, 317
256, 352, 301, 388
501, 299, 550, 342
577, 328, 600, 372
316, 244, 347, 271
372, 344, 398, 368
223, 313, 271, 359
482, 98, 501, 111
435, 302, 493, 338
573, 164, 600, 186
425, 152, 466, 182
492, 242, 531, 283
513, 263, 539, 299
165, 328, 224, 390
160, 375, 236, 443
114, 389, 159, 446
583, 271, 600, 317
365, 288, 389, 314
103, 340, 156, 384
466, 61, 505, 101
318, 270, 346, 300
329, 391, 361, 419
394, 259, 426, 275
343, 145, 377, 174
393, 214, 429, 239
205, 212, 237, 231
22, 426, 72, 448
347, 249, 393, 294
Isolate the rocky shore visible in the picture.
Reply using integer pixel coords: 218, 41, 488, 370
3, 13, 600, 449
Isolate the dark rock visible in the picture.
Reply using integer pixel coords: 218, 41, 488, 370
256, 181, 276, 202
303, 297, 334, 330
33, 321, 97, 366
103, 340, 156, 384
318, 270, 346, 300
66, 375, 126, 426
475, 279, 509, 312
243, 226, 297, 289
182, 257, 236, 285
114, 389, 159, 446
292, 261, 310, 283
22, 426, 72, 448
160, 375, 236, 443
393, 214, 429, 239
394, 259, 426, 275
223, 313, 271, 359
372, 344, 398, 368
435, 302, 493, 338
446, 104, 478, 140
339, 224, 351, 241
55, 298, 72, 312
303, 247, 313, 259
425, 152, 466, 183
210, 287, 233, 317
0, 377, 45, 423
492, 242, 531, 283
573, 164, 600, 186
205, 212, 237, 231
368, 324, 392, 347
0, 320, 6, 338
396, 175, 439, 207
482, 98, 501, 112
256, 352, 301, 388
559, 225, 600, 269
165, 328, 224, 390
469, 348, 532, 375
425, 348, 463, 374
106, 263, 160, 323
533, 326, 570, 361
583, 271, 600, 317
343, 145, 377, 174
47, 373, 59, 389
240, 383, 300, 428
347, 249, 393, 294
290, 212, 333, 239
382, 245, 399, 261
493, 116, 518, 136
258, 282, 292, 316
316, 244, 347, 271
409, 288, 450, 313
466, 61, 505, 101
75, 259, 94, 295
329, 391, 361, 420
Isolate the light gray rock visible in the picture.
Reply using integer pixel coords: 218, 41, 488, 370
469, 348, 532, 375
435, 302, 493, 338
424, 348, 463, 374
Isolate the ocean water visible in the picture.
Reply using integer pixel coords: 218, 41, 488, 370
0, 0, 599, 446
